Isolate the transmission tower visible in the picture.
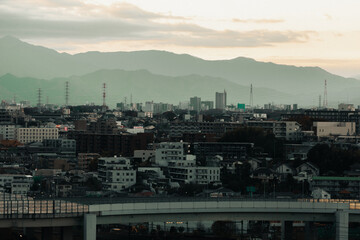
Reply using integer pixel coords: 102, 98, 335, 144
102, 83, 106, 107
323, 79, 328, 108
37, 88, 42, 108
65, 81, 69, 106
250, 84, 254, 108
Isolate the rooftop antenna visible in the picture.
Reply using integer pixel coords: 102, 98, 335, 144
65, 81, 69, 106
250, 84, 254, 108
323, 79, 328, 108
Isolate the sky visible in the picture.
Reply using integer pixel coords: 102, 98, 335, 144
0, 0, 360, 77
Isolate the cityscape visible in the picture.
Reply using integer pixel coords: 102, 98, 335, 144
1, 1, 360, 240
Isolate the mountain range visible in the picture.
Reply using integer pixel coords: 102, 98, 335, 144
0, 35, 359, 107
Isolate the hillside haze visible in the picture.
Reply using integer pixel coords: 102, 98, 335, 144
0, 36, 359, 106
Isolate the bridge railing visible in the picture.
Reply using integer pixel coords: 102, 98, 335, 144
1, 196, 359, 219
0, 199, 89, 219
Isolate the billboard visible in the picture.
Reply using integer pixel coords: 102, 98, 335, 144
237, 103, 245, 110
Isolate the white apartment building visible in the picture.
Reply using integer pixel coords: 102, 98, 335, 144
156, 142, 221, 185
196, 167, 221, 185
98, 157, 136, 192
15, 127, 59, 144
167, 156, 197, 183
0, 174, 33, 195
313, 122, 356, 137
155, 142, 191, 167
0, 123, 16, 140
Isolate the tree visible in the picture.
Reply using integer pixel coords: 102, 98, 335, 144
307, 144, 360, 175
219, 127, 284, 159
88, 158, 98, 171
85, 177, 102, 191
211, 221, 236, 237
175, 183, 204, 196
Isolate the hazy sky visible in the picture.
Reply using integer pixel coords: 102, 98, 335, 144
1, 0, 360, 77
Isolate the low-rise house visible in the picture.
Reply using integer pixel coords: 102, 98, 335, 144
55, 180, 72, 197
248, 158, 262, 172
274, 163, 295, 180
296, 162, 319, 176
311, 188, 331, 199
251, 168, 277, 180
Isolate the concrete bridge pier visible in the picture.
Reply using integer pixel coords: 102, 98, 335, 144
281, 221, 293, 240
84, 213, 97, 240
336, 210, 348, 240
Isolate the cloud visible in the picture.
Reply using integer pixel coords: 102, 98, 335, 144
0, 1, 312, 48
232, 18, 284, 24
323, 14, 333, 20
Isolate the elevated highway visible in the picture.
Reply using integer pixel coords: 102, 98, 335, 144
0, 197, 359, 240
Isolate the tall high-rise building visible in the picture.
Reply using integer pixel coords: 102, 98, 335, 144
190, 97, 201, 112
215, 90, 227, 110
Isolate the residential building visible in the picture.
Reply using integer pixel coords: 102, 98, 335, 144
311, 188, 331, 199
15, 127, 59, 144
284, 142, 316, 160
55, 181, 72, 197
170, 121, 242, 137
193, 142, 253, 161
247, 121, 301, 141
338, 103, 355, 111
313, 122, 356, 137
98, 157, 136, 191
71, 132, 154, 157
43, 139, 76, 153
155, 142, 220, 185
155, 142, 191, 167
296, 162, 320, 176
78, 153, 100, 171
0, 174, 33, 195
0, 123, 16, 140
133, 150, 155, 162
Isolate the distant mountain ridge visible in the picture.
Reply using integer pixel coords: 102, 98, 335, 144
0, 70, 291, 106
0, 36, 359, 106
